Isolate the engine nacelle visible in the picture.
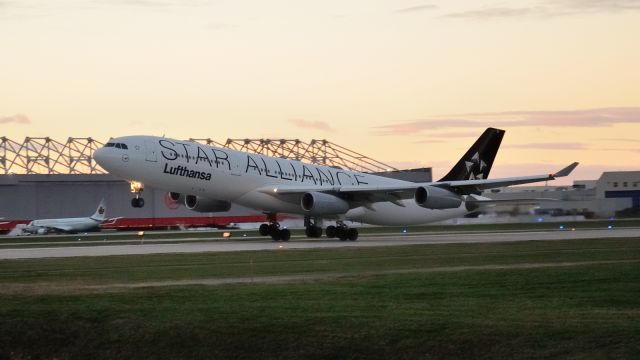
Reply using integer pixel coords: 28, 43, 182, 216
184, 195, 232, 213
414, 186, 463, 210
168, 192, 184, 202
301, 192, 350, 215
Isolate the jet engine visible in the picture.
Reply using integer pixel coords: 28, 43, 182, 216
301, 192, 350, 215
414, 186, 463, 210
168, 192, 184, 202
184, 195, 232, 213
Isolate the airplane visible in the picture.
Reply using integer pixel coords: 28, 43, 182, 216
94, 128, 578, 241
21, 199, 108, 235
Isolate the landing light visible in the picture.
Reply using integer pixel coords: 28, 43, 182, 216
223, 232, 232, 238
130, 181, 144, 193
273, 188, 278, 193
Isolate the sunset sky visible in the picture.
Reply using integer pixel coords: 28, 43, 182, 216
2, 0, 639, 183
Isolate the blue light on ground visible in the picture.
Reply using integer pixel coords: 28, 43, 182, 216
559, 225, 565, 230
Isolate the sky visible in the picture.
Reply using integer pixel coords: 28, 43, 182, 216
2, 0, 640, 183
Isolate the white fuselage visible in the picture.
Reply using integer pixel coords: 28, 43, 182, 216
26, 217, 101, 234
95, 136, 468, 226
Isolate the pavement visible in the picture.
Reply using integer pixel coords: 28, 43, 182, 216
1, 227, 637, 260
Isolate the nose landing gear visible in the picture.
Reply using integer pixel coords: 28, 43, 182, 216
130, 181, 145, 208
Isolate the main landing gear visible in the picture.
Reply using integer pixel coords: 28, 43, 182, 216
304, 217, 323, 238
130, 181, 145, 208
258, 213, 291, 241
256, 215, 358, 242
304, 217, 358, 241
325, 220, 358, 241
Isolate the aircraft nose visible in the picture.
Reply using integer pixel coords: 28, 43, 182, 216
94, 147, 106, 164
94, 146, 118, 172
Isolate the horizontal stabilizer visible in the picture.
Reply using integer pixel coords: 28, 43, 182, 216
554, 162, 579, 177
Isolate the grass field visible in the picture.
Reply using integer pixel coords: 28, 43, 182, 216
1, 237, 639, 359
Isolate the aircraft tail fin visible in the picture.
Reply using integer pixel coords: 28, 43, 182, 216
90, 198, 107, 221
439, 127, 505, 182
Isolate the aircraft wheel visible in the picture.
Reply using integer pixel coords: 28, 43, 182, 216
305, 226, 322, 238
131, 198, 145, 208
347, 228, 358, 241
337, 228, 348, 241
280, 229, 291, 241
325, 225, 336, 238
313, 226, 323, 238
268, 224, 280, 236
259, 224, 270, 236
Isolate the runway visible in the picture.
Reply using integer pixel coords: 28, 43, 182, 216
1, 228, 638, 260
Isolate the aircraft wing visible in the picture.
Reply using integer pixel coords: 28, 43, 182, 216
436, 162, 579, 193
261, 162, 579, 201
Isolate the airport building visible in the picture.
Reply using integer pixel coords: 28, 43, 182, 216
484, 171, 640, 219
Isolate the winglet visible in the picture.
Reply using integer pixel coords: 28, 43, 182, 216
554, 162, 579, 177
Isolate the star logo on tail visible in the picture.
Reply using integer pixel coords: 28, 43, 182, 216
466, 152, 486, 180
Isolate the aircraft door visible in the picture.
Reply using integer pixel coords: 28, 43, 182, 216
144, 139, 158, 162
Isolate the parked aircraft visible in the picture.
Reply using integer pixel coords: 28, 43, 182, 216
21, 199, 108, 235
94, 128, 577, 241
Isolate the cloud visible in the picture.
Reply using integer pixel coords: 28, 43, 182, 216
445, 7, 551, 20
413, 131, 484, 143
288, 119, 334, 132
563, 0, 640, 11
443, 0, 640, 20
99, 0, 208, 7
374, 107, 640, 136
596, 137, 640, 143
0, 114, 30, 125
504, 142, 587, 150
374, 119, 480, 136
396, 4, 438, 14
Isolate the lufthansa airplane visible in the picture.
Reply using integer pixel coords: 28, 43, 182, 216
94, 128, 578, 241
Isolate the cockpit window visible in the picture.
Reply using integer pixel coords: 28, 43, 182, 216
106, 142, 128, 150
